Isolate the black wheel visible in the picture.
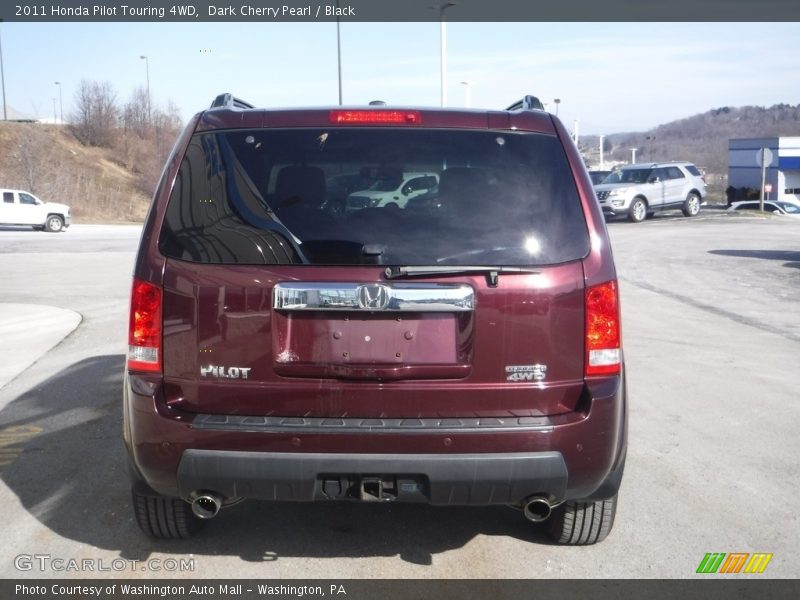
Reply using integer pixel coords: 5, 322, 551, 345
628, 198, 647, 223
132, 488, 205, 539
682, 192, 701, 217
546, 494, 618, 545
45, 214, 65, 232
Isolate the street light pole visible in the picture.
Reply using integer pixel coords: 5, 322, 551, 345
336, 0, 343, 105
52, 98, 57, 123
459, 80, 471, 108
433, 2, 456, 107
599, 134, 605, 169
0, 26, 7, 121
54, 81, 63, 123
139, 55, 151, 125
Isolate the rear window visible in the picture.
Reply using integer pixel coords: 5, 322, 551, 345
159, 128, 589, 267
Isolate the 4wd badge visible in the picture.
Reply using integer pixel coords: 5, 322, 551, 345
505, 364, 547, 382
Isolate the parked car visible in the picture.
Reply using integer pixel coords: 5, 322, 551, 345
594, 161, 706, 222
322, 171, 379, 213
125, 93, 627, 545
727, 199, 800, 218
346, 170, 439, 211
588, 170, 612, 185
0, 189, 71, 232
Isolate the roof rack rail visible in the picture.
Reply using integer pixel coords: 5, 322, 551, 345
505, 95, 545, 112
210, 93, 255, 110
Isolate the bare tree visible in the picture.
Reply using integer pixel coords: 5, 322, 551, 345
5, 124, 52, 193
70, 80, 118, 147
122, 86, 150, 138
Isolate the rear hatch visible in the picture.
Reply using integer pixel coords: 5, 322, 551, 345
158, 119, 591, 419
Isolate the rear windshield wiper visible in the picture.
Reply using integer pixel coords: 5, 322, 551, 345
384, 265, 539, 287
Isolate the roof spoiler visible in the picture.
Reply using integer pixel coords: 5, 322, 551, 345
210, 93, 254, 110
505, 95, 545, 111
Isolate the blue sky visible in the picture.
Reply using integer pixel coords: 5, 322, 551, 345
1, 21, 798, 134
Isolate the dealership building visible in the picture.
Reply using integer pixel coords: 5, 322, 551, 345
728, 137, 800, 203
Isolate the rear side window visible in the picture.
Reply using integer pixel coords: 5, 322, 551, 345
685, 165, 701, 176
3, 192, 13, 204
665, 167, 685, 180
160, 128, 589, 267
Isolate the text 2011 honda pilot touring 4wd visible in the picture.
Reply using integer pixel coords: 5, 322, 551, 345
124, 93, 627, 545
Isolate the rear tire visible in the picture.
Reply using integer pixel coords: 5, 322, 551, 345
132, 488, 205, 539
628, 198, 647, 223
682, 192, 701, 217
546, 494, 618, 545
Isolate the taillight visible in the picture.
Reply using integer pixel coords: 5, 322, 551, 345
128, 278, 162, 372
329, 110, 422, 125
585, 280, 621, 376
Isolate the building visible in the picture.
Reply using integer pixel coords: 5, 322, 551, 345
728, 137, 800, 203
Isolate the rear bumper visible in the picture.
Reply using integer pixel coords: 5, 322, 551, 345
177, 450, 567, 505
124, 371, 627, 506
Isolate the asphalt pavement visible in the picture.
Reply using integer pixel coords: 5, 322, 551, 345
0, 215, 798, 579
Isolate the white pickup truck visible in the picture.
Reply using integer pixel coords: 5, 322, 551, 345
0, 189, 71, 232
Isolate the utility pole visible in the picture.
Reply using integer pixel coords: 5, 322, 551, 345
599, 135, 605, 169
0, 26, 7, 121
459, 80, 471, 107
759, 147, 767, 212
335, 0, 343, 105
140, 55, 151, 125
433, 2, 456, 107
55, 81, 63, 123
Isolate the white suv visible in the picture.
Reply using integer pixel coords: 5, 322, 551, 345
0, 189, 71, 232
594, 162, 706, 222
345, 171, 438, 211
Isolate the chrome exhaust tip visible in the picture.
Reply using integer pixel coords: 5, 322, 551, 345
522, 496, 553, 523
190, 492, 222, 519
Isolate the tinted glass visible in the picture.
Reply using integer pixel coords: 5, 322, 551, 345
3, 192, 13, 204
604, 169, 652, 184
685, 165, 701, 176
665, 167, 685, 179
589, 171, 610, 185
653, 168, 669, 181
160, 128, 589, 267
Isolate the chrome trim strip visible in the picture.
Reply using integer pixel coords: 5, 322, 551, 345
191, 414, 554, 433
273, 282, 474, 312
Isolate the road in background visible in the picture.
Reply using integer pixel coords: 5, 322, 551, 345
0, 215, 797, 578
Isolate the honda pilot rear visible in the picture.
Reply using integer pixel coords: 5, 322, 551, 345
123, 94, 627, 544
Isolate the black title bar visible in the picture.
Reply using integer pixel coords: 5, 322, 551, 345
2, 0, 799, 22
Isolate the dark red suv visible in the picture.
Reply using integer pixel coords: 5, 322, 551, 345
124, 93, 627, 544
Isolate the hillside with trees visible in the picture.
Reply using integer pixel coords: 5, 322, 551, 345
581, 104, 800, 175
3, 98, 800, 221
0, 80, 181, 221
